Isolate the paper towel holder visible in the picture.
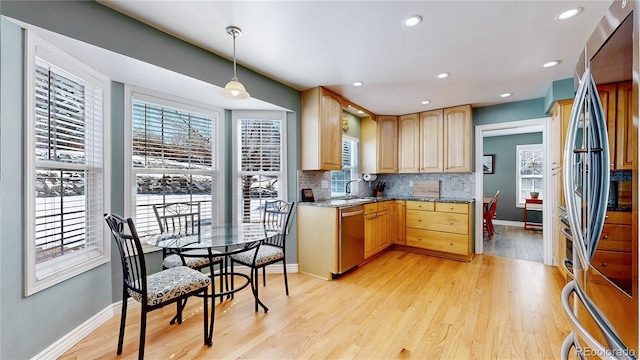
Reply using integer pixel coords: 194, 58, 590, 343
363, 173, 377, 182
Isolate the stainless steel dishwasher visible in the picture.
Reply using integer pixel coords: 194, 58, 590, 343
337, 205, 365, 275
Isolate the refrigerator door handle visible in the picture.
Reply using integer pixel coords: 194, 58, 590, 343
561, 281, 635, 360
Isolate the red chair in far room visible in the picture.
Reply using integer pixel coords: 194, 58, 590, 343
483, 191, 499, 239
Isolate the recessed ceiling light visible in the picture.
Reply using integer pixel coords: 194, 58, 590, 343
421, 100, 431, 105
403, 15, 423, 27
556, 7, 582, 20
500, 93, 512, 98
542, 60, 561, 68
357, 110, 364, 114
437, 73, 450, 79
353, 81, 363, 87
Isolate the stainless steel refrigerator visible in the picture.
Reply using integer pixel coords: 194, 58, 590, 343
561, 1, 638, 359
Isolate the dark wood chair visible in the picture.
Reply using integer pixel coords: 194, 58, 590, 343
104, 213, 214, 360
230, 200, 295, 309
483, 191, 499, 239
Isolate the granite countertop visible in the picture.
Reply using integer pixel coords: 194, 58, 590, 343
298, 196, 475, 208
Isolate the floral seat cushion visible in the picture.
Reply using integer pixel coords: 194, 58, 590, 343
128, 266, 211, 306
162, 249, 224, 269
231, 244, 283, 267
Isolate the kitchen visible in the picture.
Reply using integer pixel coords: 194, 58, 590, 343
1, 1, 637, 359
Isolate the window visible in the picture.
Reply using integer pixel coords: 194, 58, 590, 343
331, 137, 359, 197
516, 144, 544, 206
25, 33, 110, 295
125, 87, 223, 240
232, 111, 287, 224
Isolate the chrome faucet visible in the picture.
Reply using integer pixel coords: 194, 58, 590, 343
345, 179, 361, 198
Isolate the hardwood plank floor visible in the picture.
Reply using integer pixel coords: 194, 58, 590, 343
60, 250, 568, 359
483, 225, 544, 263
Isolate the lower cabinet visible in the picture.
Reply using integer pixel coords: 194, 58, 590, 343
404, 201, 474, 261
393, 200, 406, 245
364, 201, 392, 258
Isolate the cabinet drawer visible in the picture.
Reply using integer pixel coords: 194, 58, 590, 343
406, 201, 434, 211
364, 203, 378, 214
598, 224, 632, 252
378, 201, 392, 211
408, 212, 468, 234
406, 228, 468, 255
435, 202, 468, 214
592, 250, 632, 281
605, 211, 632, 224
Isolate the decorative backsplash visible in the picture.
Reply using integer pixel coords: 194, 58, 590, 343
297, 170, 476, 201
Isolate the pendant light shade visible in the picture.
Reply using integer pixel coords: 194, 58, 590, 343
222, 26, 250, 99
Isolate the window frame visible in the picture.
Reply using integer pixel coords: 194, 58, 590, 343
124, 85, 225, 246
516, 143, 544, 207
231, 110, 288, 225
24, 32, 111, 296
331, 135, 360, 198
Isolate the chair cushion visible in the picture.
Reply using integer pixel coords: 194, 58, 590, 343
231, 244, 284, 267
162, 249, 224, 269
128, 266, 211, 306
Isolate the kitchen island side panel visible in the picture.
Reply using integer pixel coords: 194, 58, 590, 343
297, 205, 339, 280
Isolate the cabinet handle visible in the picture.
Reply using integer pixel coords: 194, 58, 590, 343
605, 215, 609, 219
449, 206, 453, 209
418, 219, 422, 222
602, 262, 608, 267
449, 242, 453, 246
603, 235, 609, 239
449, 221, 453, 225
418, 205, 422, 208
418, 237, 422, 240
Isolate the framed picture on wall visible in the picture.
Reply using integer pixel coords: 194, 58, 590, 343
483, 154, 495, 174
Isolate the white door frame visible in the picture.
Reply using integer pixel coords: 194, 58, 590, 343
474, 117, 553, 265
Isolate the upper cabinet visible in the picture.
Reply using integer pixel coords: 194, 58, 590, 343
361, 115, 398, 174
301, 87, 343, 171
396, 105, 470, 174
597, 81, 633, 170
443, 105, 472, 173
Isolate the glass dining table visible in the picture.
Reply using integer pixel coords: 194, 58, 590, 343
147, 223, 278, 313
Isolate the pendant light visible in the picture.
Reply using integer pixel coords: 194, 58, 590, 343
221, 26, 250, 99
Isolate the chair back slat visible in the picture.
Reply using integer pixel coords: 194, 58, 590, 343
489, 190, 500, 217
262, 200, 295, 248
153, 202, 201, 235
104, 213, 147, 298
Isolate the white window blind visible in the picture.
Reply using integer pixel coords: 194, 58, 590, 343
26, 32, 110, 295
331, 137, 359, 197
128, 91, 222, 239
234, 112, 287, 224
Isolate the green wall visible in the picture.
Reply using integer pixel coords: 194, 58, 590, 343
483, 133, 543, 223
0, 1, 300, 358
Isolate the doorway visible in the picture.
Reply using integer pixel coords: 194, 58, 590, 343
474, 117, 553, 265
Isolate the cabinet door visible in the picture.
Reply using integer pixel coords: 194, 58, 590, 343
377, 116, 398, 173
616, 81, 633, 170
378, 209, 391, 250
597, 83, 617, 169
398, 113, 420, 173
364, 213, 378, 258
320, 94, 343, 170
419, 109, 444, 173
394, 201, 406, 245
443, 105, 472, 172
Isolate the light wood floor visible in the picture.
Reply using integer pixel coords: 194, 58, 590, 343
60, 250, 569, 360
483, 224, 544, 263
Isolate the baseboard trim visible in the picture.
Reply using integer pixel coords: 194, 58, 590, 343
32, 263, 298, 359
492, 219, 524, 227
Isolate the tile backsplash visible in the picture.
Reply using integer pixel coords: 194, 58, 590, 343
297, 171, 476, 201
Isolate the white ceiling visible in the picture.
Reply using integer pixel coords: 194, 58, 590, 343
92, 1, 612, 116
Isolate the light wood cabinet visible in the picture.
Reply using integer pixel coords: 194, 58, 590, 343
301, 87, 343, 171
443, 105, 472, 173
393, 200, 406, 245
616, 81, 633, 170
419, 109, 444, 173
297, 205, 339, 280
598, 83, 617, 169
377, 116, 398, 173
364, 201, 392, 258
398, 113, 420, 173
405, 201, 473, 261
361, 116, 398, 174
592, 211, 633, 293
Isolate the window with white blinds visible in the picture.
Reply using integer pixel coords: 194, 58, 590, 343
233, 111, 287, 224
25, 32, 110, 296
126, 88, 223, 239
331, 137, 359, 197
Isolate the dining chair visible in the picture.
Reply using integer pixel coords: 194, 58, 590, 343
230, 200, 295, 305
153, 202, 224, 271
483, 190, 499, 239
104, 213, 214, 360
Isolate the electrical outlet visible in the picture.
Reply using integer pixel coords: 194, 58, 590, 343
409, 180, 413, 187
321, 181, 329, 189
